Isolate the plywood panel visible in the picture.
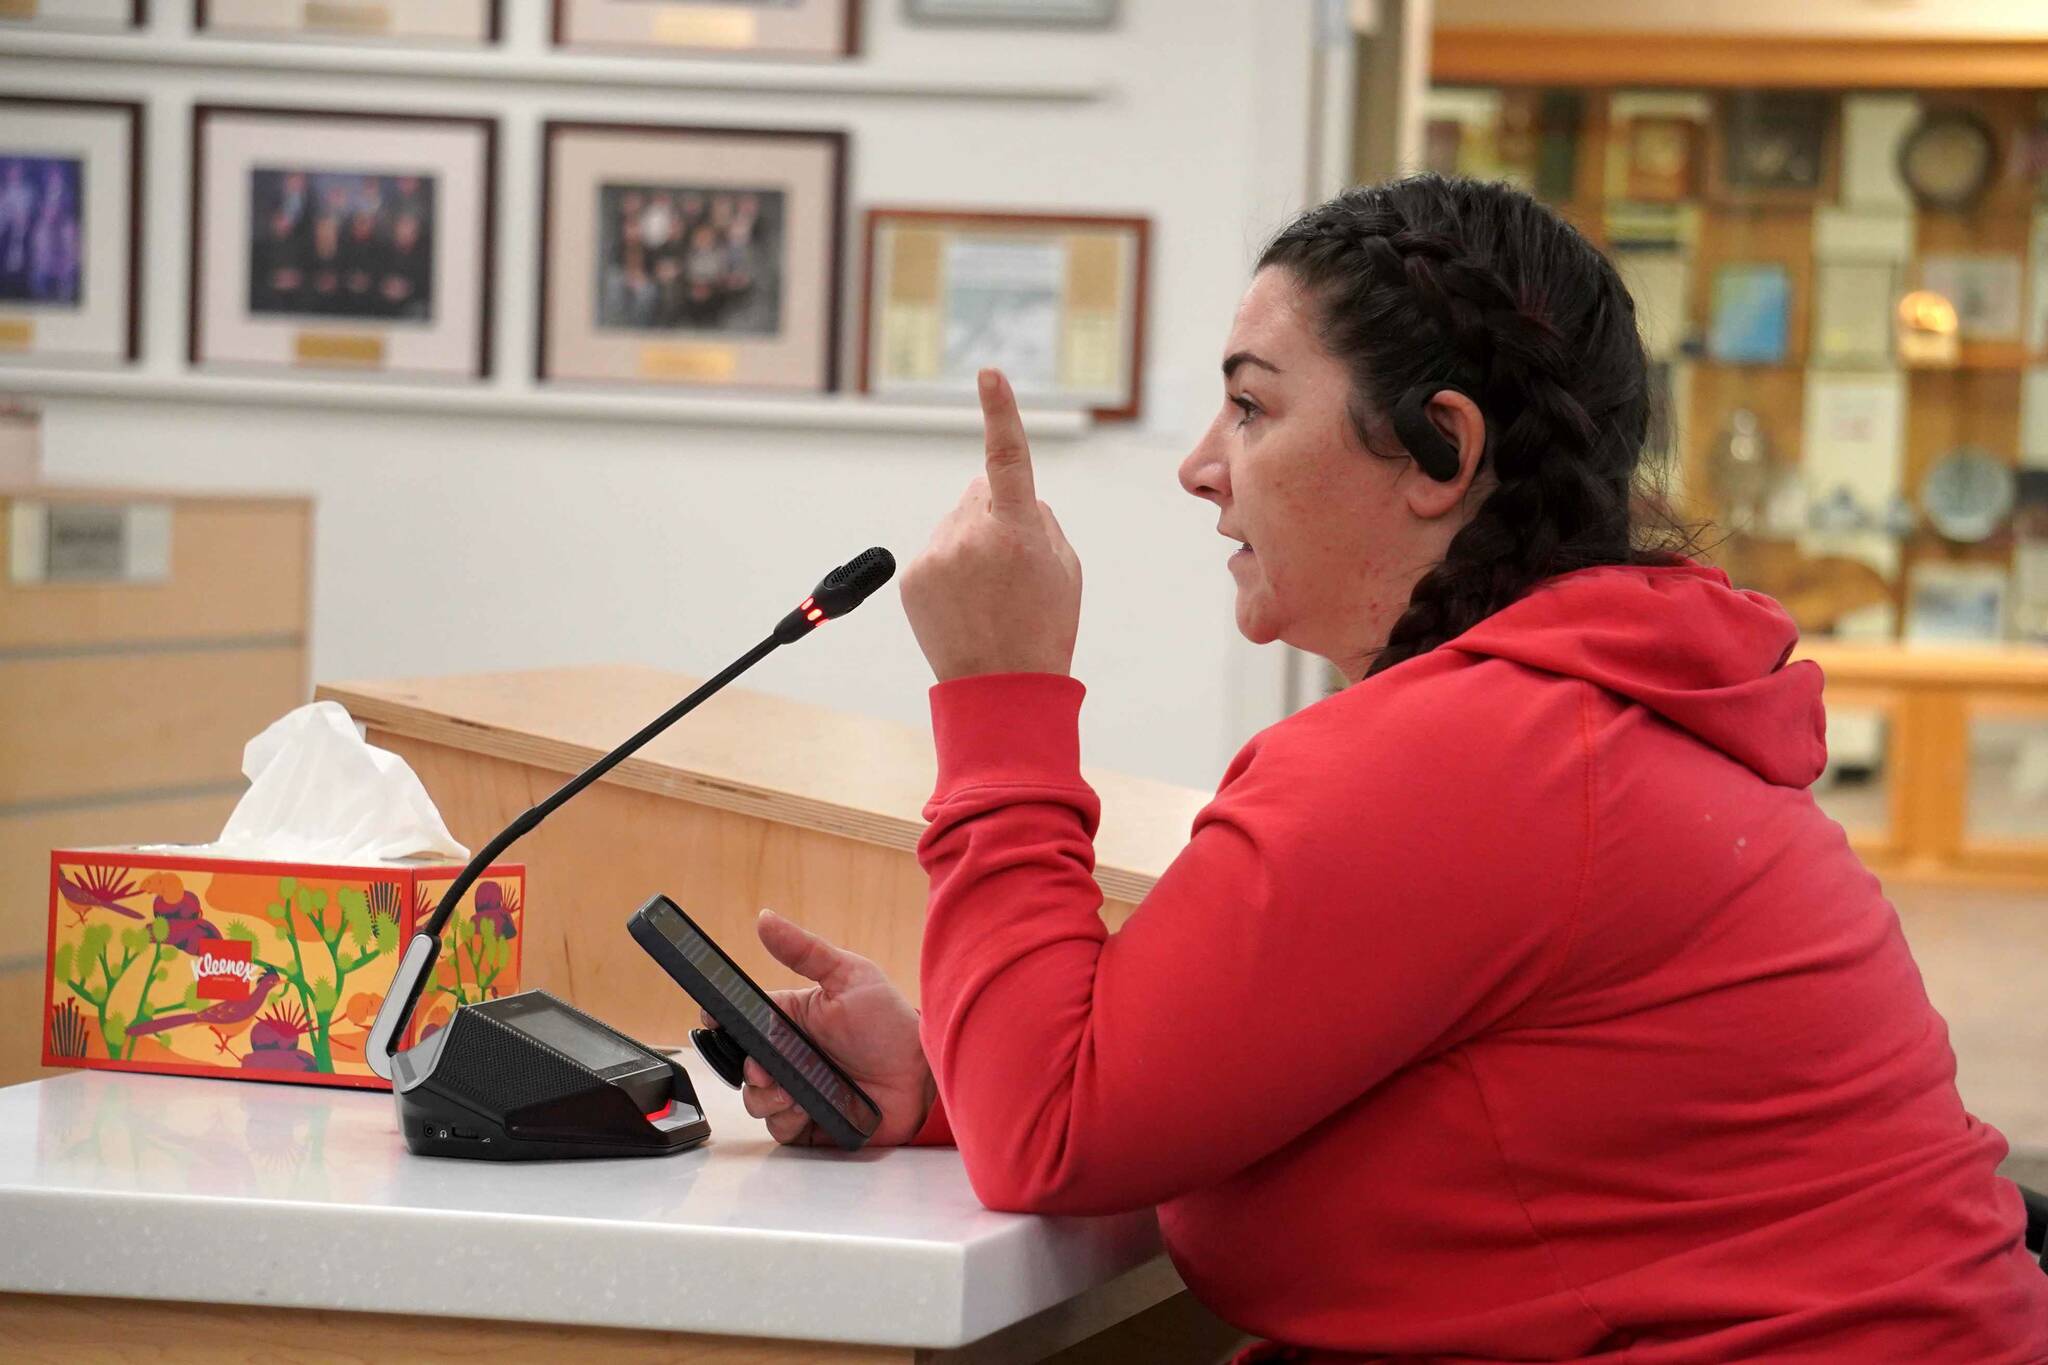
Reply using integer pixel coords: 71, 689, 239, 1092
0, 648, 305, 805
0, 790, 242, 960
0, 498, 311, 649
374, 732, 1139, 1043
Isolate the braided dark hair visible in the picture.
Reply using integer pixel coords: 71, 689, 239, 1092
1259, 174, 1688, 678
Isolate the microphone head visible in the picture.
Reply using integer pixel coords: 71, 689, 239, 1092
810, 547, 896, 617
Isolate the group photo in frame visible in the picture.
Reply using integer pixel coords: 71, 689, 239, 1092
195, 0, 501, 44
0, 95, 143, 367
861, 208, 1149, 421
538, 120, 846, 394
189, 105, 496, 380
551, 0, 861, 60
0, 0, 142, 30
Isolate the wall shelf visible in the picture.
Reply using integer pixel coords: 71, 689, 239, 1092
0, 367, 1095, 439
0, 30, 1111, 101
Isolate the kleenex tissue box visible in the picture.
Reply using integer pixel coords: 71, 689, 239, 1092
41, 849, 523, 1090
40, 700, 522, 1090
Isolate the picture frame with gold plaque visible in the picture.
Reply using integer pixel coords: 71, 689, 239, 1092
861, 209, 1148, 422
190, 105, 497, 380
196, 0, 500, 43
1622, 117, 1698, 203
0, 95, 143, 368
552, 0, 859, 59
0, 0, 141, 30
539, 121, 847, 393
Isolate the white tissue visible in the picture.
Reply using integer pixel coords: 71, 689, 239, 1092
189, 701, 469, 863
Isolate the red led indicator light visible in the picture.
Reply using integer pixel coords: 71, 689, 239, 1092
806, 608, 824, 622
644, 1101, 673, 1123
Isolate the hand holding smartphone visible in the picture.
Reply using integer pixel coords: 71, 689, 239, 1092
628, 894, 882, 1152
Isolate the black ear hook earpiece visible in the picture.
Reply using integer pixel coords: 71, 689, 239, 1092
1391, 385, 1472, 483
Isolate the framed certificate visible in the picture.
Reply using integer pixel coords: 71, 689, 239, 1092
0, 96, 143, 367
861, 208, 1148, 422
539, 121, 847, 393
196, 0, 501, 42
0, 0, 141, 29
190, 105, 497, 380
552, 0, 860, 59
1811, 259, 1897, 367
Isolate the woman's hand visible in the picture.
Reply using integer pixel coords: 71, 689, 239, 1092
705, 909, 934, 1147
899, 368, 1083, 682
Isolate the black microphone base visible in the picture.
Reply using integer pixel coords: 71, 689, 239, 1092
389, 990, 713, 1161
397, 1084, 711, 1161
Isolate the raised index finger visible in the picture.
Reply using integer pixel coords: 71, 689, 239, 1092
978, 368, 1036, 518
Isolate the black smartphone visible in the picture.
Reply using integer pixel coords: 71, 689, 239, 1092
627, 894, 881, 1152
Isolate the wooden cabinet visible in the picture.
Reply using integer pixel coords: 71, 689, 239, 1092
1802, 641, 2048, 886
0, 486, 311, 1087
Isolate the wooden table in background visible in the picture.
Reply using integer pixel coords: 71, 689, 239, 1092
1797, 641, 2048, 888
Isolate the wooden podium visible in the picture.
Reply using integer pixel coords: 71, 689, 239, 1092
315, 666, 1213, 1045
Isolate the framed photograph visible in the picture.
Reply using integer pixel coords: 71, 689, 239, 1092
1623, 117, 1697, 203
1711, 92, 1837, 205
1919, 253, 2024, 342
1707, 262, 1791, 365
190, 106, 496, 380
552, 0, 860, 59
0, 0, 141, 30
196, 0, 500, 42
1907, 562, 2008, 643
904, 0, 1116, 25
0, 96, 142, 367
540, 121, 845, 393
862, 208, 1149, 422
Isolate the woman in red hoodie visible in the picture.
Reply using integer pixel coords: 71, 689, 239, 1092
728, 176, 2048, 1361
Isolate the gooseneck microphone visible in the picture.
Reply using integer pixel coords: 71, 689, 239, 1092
366, 548, 897, 1084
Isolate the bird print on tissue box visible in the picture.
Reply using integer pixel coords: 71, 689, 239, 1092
42, 850, 523, 1090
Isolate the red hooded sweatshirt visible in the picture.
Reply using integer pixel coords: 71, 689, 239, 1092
914, 562, 2048, 1363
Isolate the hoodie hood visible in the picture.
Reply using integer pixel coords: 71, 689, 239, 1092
1445, 561, 1826, 788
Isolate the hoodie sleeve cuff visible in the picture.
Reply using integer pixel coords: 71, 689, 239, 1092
928, 673, 1087, 799
909, 1092, 954, 1147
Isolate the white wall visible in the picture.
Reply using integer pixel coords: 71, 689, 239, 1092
7, 0, 1324, 791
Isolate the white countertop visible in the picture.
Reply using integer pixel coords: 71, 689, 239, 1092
0, 1066, 1167, 1349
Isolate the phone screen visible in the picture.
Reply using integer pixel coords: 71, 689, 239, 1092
641, 898, 880, 1137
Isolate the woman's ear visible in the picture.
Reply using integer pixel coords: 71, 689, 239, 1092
1402, 389, 1488, 519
